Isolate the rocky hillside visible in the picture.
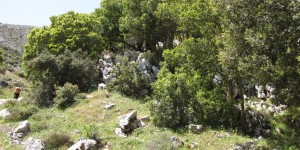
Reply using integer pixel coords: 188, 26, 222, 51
0, 23, 35, 71
0, 23, 34, 53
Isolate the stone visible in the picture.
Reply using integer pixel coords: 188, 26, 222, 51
25, 137, 45, 150
0, 80, 9, 87
68, 139, 97, 150
115, 128, 127, 138
104, 103, 115, 110
213, 74, 223, 85
98, 83, 107, 90
190, 142, 198, 148
156, 42, 164, 49
140, 115, 150, 122
0, 108, 11, 118
14, 120, 30, 133
173, 39, 181, 47
266, 83, 276, 99
232, 141, 255, 150
119, 111, 137, 130
132, 119, 145, 129
124, 50, 140, 62
188, 124, 204, 134
116, 110, 145, 136
171, 136, 184, 148
103, 54, 112, 64
255, 85, 266, 100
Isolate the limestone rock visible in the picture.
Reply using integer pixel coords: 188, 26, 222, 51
171, 136, 184, 149
0, 108, 11, 118
116, 110, 145, 136
104, 103, 115, 110
68, 139, 97, 150
115, 128, 127, 138
98, 83, 107, 90
25, 137, 45, 150
140, 116, 150, 122
266, 83, 276, 100
14, 120, 30, 133
119, 111, 138, 130
188, 124, 204, 134
255, 85, 266, 100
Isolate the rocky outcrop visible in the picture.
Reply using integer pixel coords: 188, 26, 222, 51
245, 100, 286, 116
98, 51, 159, 84
24, 137, 45, 150
136, 53, 159, 82
244, 109, 271, 137
8, 120, 30, 144
115, 111, 145, 137
98, 54, 115, 83
0, 23, 34, 53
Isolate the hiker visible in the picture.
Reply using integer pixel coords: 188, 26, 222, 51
13, 87, 22, 100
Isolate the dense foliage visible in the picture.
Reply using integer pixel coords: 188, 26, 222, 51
21, 0, 299, 147
26, 49, 98, 106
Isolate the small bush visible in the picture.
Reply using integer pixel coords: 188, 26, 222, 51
44, 132, 72, 149
54, 83, 80, 109
30, 121, 49, 132
82, 124, 101, 140
5, 104, 39, 122
3, 99, 17, 108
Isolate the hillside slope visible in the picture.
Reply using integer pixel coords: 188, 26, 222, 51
0, 23, 34, 53
0, 90, 271, 150
0, 23, 35, 71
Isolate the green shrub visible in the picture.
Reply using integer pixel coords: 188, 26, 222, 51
54, 83, 80, 109
108, 57, 151, 99
30, 121, 49, 132
74, 93, 87, 101
30, 82, 55, 107
82, 124, 101, 140
44, 132, 72, 149
150, 38, 237, 129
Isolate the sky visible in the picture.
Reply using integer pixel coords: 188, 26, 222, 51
0, 0, 101, 27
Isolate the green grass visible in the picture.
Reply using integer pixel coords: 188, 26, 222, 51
1, 84, 298, 149
0, 90, 264, 150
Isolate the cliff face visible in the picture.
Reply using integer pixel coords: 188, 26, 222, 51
0, 23, 35, 71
